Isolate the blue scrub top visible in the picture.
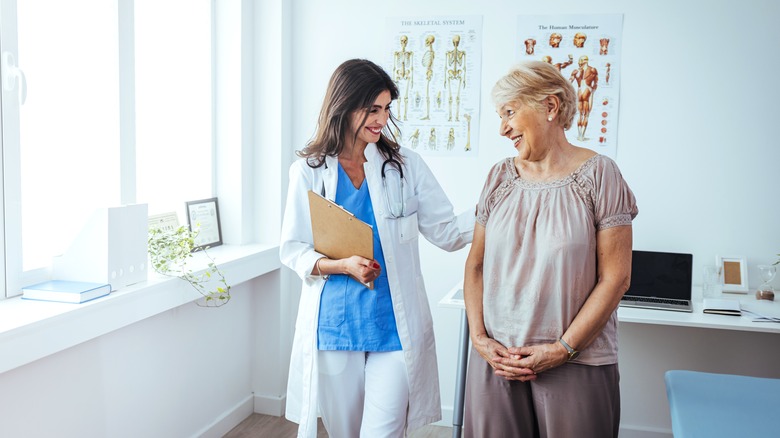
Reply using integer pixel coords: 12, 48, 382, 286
317, 163, 402, 351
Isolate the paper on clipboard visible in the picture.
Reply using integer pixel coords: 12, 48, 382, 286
307, 190, 374, 288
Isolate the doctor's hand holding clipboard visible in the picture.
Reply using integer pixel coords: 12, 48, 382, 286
317, 255, 381, 290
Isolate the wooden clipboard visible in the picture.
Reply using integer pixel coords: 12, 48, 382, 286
307, 190, 374, 288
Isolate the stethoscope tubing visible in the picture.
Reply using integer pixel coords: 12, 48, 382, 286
381, 158, 405, 218
381, 158, 404, 180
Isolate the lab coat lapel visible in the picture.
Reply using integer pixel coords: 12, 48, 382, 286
322, 155, 338, 201
363, 143, 384, 215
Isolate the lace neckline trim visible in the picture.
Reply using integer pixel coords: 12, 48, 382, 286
505, 154, 600, 188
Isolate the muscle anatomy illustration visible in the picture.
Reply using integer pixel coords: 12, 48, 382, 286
549, 32, 562, 48
573, 32, 587, 48
524, 38, 536, 55
569, 55, 598, 142
542, 54, 574, 72
599, 38, 610, 55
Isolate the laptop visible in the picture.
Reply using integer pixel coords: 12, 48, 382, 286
620, 250, 694, 313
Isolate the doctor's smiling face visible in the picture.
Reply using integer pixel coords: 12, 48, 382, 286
302, 59, 401, 167
349, 90, 393, 149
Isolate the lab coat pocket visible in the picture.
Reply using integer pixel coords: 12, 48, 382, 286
399, 212, 419, 243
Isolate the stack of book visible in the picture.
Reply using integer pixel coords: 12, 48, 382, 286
702, 298, 741, 316
22, 280, 111, 304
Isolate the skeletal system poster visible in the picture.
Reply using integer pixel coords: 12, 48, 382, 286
386, 16, 482, 157
517, 14, 623, 158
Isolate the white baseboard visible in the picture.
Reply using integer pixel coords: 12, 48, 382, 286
434, 406, 454, 427
617, 424, 672, 438
193, 394, 254, 438
254, 393, 286, 416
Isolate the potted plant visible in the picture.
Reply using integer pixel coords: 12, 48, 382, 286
148, 225, 231, 307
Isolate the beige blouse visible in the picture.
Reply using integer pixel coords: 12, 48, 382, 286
476, 155, 638, 365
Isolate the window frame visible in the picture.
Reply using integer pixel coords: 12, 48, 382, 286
1, 0, 29, 297
0, 0, 217, 298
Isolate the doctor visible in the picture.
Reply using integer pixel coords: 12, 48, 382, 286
280, 59, 474, 438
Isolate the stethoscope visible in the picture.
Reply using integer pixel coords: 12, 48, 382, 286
381, 158, 407, 218
320, 158, 408, 218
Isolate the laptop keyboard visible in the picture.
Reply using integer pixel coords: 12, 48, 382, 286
621, 296, 689, 306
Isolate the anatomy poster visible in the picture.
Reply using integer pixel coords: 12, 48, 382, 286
385, 16, 482, 157
517, 14, 623, 159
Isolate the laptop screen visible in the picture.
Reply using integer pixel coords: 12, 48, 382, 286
626, 250, 693, 300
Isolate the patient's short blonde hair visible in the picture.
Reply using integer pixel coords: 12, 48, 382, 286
491, 61, 577, 130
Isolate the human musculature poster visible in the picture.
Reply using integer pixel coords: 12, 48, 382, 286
517, 14, 623, 159
386, 16, 483, 157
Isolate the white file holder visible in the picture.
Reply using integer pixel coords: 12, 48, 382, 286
53, 204, 149, 291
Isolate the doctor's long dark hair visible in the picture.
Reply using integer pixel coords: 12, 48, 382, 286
297, 59, 403, 168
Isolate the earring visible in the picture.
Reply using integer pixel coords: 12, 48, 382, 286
547, 115, 553, 122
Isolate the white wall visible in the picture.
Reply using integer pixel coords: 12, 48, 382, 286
0, 276, 282, 438
288, 0, 780, 435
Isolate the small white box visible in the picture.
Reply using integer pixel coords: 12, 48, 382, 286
53, 204, 148, 291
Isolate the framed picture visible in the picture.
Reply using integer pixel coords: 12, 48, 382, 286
148, 212, 180, 233
716, 255, 749, 293
186, 198, 222, 250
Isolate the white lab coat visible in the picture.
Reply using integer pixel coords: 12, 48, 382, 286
280, 143, 474, 438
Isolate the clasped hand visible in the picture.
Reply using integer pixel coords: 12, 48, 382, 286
473, 334, 568, 381
342, 255, 381, 285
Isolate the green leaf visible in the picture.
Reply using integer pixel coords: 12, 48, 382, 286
148, 225, 232, 307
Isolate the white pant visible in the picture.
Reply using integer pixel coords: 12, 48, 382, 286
317, 350, 409, 438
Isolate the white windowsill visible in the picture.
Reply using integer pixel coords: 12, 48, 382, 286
0, 243, 281, 375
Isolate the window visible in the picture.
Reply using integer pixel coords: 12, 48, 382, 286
134, 0, 212, 215
0, 0, 213, 297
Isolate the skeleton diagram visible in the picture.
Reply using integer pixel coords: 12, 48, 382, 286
446, 128, 455, 150
569, 55, 599, 141
420, 35, 435, 120
444, 35, 466, 122
408, 128, 420, 149
392, 35, 414, 121
605, 63, 611, 85
463, 113, 472, 151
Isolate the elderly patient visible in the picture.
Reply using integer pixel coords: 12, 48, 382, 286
463, 60, 638, 438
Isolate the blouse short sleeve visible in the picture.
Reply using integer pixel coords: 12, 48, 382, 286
593, 157, 638, 230
476, 159, 512, 226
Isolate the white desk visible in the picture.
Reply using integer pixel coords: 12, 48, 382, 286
438, 284, 780, 438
